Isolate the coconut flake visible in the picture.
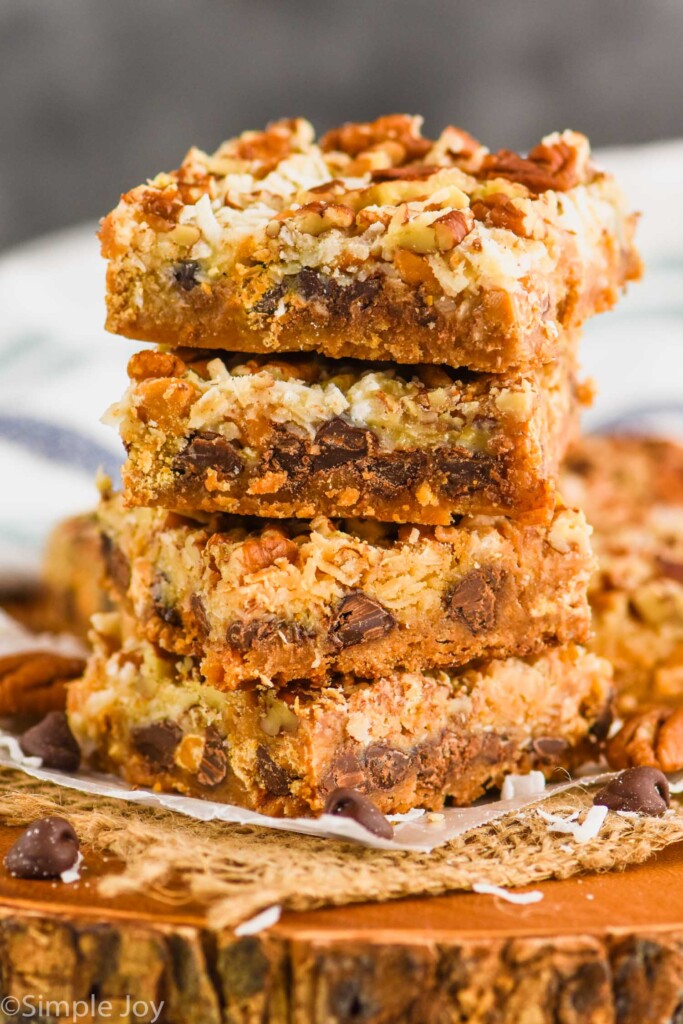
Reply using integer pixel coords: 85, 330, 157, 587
61, 851, 84, 885
500, 771, 546, 801
472, 883, 543, 905
234, 905, 282, 936
537, 804, 608, 844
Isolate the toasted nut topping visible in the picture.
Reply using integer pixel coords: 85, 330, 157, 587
128, 350, 188, 381
260, 696, 299, 737
134, 378, 197, 432
287, 201, 356, 235
320, 114, 431, 160
483, 131, 591, 193
607, 706, 683, 774
471, 192, 533, 237
239, 530, 299, 575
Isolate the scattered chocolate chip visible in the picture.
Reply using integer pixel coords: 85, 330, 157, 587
658, 558, 683, 584
226, 617, 305, 653
4, 816, 79, 879
329, 592, 396, 649
313, 417, 372, 471
174, 260, 201, 291
251, 282, 286, 316
100, 534, 131, 593
594, 766, 670, 816
255, 745, 292, 797
175, 432, 243, 476
197, 726, 228, 788
323, 788, 393, 839
19, 712, 81, 771
364, 745, 411, 790
532, 736, 569, 762
447, 567, 504, 634
293, 269, 380, 316
131, 721, 182, 770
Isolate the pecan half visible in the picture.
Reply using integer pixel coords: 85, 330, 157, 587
0, 651, 85, 716
320, 114, 432, 161
470, 193, 531, 237
606, 706, 683, 773
128, 350, 187, 381
238, 530, 299, 575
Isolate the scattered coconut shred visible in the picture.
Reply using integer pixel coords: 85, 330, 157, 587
537, 804, 609, 844
234, 904, 282, 936
60, 851, 84, 885
472, 883, 544, 905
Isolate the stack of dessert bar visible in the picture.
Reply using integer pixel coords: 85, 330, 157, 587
68, 115, 640, 816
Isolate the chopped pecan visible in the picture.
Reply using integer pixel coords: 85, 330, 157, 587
128, 350, 187, 382
606, 706, 683, 773
483, 132, 590, 194
134, 378, 197, 433
239, 530, 299, 575
0, 652, 85, 716
470, 192, 532, 237
320, 114, 431, 161
286, 201, 356, 235
137, 186, 183, 228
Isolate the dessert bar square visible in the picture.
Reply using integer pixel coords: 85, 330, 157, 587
563, 434, 683, 713
111, 345, 585, 524
68, 616, 612, 816
100, 115, 640, 372
98, 488, 594, 689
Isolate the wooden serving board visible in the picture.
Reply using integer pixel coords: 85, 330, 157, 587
0, 820, 682, 1024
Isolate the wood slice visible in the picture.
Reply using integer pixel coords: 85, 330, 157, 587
0, 821, 682, 1022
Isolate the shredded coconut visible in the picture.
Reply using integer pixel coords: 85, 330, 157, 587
537, 804, 608, 844
501, 771, 546, 801
472, 883, 544, 905
61, 851, 84, 885
234, 904, 282, 936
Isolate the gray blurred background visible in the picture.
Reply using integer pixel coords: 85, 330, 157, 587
1, 0, 682, 252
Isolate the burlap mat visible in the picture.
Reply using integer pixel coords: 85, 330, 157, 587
0, 767, 681, 930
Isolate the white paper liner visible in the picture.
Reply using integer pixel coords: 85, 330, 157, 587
0, 609, 87, 660
0, 731, 629, 852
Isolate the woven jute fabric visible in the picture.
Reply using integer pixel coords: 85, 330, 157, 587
0, 768, 681, 930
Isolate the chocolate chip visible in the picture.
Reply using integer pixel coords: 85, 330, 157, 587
150, 574, 182, 627
197, 726, 228, 788
364, 451, 426, 495
329, 592, 396, 649
296, 267, 332, 301
266, 426, 308, 477
19, 712, 81, 771
251, 282, 286, 316
323, 788, 393, 839
174, 260, 201, 291
532, 736, 569, 762
4, 816, 79, 879
313, 417, 371, 471
131, 721, 182, 770
326, 751, 365, 790
364, 745, 411, 790
594, 766, 670, 816
440, 452, 500, 498
588, 703, 614, 743
447, 567, 503, 634
175, 432, 243, 476
256, 745, 292, 797
226, 617, 305, 653
658, 558, 683, 584
295, 269, 380, 316
101, 534, 131, 593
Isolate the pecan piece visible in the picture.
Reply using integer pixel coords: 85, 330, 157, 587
606, 706, 683, 773
471, 192, 531, 237
329, 592, 396, 649
320, 114, 431, 161
128, 350, 187, 381
0, 652, 85, 716
239, 530, 299, 575
197, 726, 228, 788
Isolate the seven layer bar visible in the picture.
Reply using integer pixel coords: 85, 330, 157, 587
65, 114, 641, 816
